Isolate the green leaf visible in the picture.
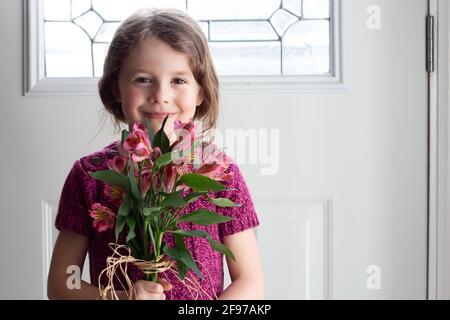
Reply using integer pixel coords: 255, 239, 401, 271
177, 173, 226, 192
115, 215, 126, 242
171, 229, 210, 238
152, 115, 170, 153
206, 196, 241, 207
146, 217, 156, 259
143, 207, 161, 217
171, 229, 236, 262
155, 148, 192, 169
159, 190, 186, 207
171, 138, 201, 158
184, 192, 206, 204
161, 242, 188, 280
143, 118, 155, 144
127, 238, 141, 258
163, 233, 203, 279
176, 260, 188, 280
128, 161, 141, 201
155, 152, 173, 169
148, 217, 155, 244
89, 170, 130, 194
178, 209, 232, 226
208, 238, 236, 262
117, 193, 132, 217
167, 220, 177, 230
126, 216, 136, 242
121, 130, 129, 145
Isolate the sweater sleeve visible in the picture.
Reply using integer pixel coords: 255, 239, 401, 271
216, 161, 260, 241
54, 160, 93, 237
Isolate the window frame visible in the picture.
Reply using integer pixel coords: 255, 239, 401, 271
23, 0, 351, 96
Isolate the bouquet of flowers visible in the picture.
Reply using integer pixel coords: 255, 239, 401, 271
88, 116, 238, 299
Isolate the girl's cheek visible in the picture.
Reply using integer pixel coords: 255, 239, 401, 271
173, 112, 187, 123
129, 88, 145, 100
185, 95, 199, 110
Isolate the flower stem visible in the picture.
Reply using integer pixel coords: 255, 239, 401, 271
151, 232, 164, 283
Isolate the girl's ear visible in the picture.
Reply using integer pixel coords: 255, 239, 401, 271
196, 87, 204, 107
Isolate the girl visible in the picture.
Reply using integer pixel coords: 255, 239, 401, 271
47, 7, 264, 300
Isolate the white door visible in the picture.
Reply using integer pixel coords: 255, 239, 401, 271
0, 0, 428, 299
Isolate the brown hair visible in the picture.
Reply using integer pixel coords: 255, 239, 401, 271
98, 7, 219, 135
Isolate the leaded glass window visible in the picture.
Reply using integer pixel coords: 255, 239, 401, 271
43, 0, 332, 77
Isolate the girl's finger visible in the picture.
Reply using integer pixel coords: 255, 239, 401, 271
136, 292, 165, 300
158, 277, 173, 291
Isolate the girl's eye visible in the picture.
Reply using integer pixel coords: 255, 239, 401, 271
135, 77, 151, 84
173, 78, 186, 84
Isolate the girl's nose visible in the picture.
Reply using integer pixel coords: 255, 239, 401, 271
148, 82, 170, 104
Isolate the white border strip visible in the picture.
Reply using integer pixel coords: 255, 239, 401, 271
41, 200, 54, 300
428, 0, 450, 300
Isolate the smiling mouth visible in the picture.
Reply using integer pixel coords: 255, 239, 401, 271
143, 112, 174, 120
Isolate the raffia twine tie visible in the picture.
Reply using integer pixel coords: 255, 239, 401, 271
97, 243, 217, 300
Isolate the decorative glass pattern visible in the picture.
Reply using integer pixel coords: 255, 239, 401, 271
43, 0, 331, 77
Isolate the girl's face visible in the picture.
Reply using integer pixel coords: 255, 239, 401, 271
116, 37, 204, 144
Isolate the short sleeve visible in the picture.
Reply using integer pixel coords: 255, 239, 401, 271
55, 160, 93, 237
216, 161, 260, 241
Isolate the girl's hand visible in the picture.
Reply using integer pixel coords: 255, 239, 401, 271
133, 278, 172, 300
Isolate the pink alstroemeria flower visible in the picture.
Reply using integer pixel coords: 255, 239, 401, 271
164, 163, 194, 193
123, 123, 152, 162
140, 171, 152, 198
171, 120, 204, 169
172, 120, 196, 152
194, 163, 233, 182
104, 184, 124, 206
163, 164, 177, 193
151, 147, 161, 163
89, 203, 115, 232
106, 155, 128, 174
138, 158, 155, 197
193, 144, 232, 181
